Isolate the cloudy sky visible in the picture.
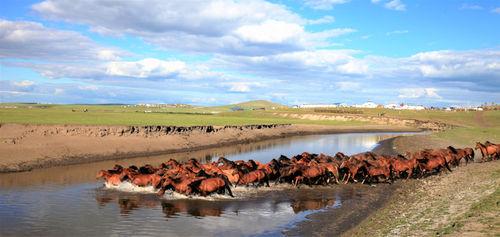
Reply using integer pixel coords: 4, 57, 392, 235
0, 0, 499, 106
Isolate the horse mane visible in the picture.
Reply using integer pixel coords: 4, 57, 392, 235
447, 146, 457, 154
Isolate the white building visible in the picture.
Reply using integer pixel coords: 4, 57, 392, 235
296, 103, 342, 108
384, 103, 426, 110
354, 101, 379, 108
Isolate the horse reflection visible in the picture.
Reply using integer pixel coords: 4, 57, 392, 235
95, 191, 160, 215
290, 198, 336, 213
161, 201, 223, 218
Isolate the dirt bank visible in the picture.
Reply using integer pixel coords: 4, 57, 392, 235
0, 123, 418, 173
343, 135, 500, 236
275, 113, 455, 131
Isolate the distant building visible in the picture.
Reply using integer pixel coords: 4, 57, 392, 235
384, 103, 426, 110
295, 103, 343, 108
354, 101, 379, 108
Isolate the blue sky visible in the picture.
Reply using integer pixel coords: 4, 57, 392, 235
0, 0, 499, 106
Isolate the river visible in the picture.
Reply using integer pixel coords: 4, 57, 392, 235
0, 132, 416, 236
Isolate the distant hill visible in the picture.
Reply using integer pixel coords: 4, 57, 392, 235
210, 100, 287, 111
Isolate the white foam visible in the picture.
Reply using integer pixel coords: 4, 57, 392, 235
104, 181, 157, 193
103, 181, 314, 200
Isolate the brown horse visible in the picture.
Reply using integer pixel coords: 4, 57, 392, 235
339, 158, 367, 184
454, 147, 475, 165
391, 157, 418, 179
295, 163, 327, 186
158, 176, 205, 196
237, 169, 269, 187
362, 164, 391, 183
417, 155, 451, 176
128, 172, 163, 187
96, 170, 125, 186
475, 142, 499, 161
196, 177, 234, 197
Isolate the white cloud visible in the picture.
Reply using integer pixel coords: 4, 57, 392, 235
306, 16, 335, 25
336, 81, 360, 91
32, 0, 352, 55
13, 80, 35, 87
234, 20, 303, 44
492, 7, 500, 14
460, 4, 483, 10
106, 58, 186, 78
78, 85, 99, 91
303, 0, 350, 10
398, 88, 441, 99
54, 88, 64, 95
0, 19, 124, 61
384, 0, 406, 11
386, 30, 409, 35
223, 82, 264, 93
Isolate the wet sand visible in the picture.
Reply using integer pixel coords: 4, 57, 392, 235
0, 123, 418, 173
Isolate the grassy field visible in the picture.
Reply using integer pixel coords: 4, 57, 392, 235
0, 102, 366, 126
1, 101, 498, 146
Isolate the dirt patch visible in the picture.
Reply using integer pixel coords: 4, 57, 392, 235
0, 123, 418, 173
474, 111, 492, 127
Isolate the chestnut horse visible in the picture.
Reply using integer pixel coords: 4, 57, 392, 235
475, 142, 499, 161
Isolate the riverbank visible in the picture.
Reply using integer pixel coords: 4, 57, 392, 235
342, 135, 500, 236
0, 123, 418, 173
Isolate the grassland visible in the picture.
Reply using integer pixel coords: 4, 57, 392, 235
0, 102, 366, 126
1, 102, 498, 144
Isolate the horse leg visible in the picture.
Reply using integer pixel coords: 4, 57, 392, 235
344, 173, 350, 184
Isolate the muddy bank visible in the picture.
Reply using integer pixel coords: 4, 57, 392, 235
275, 113, 455, 131
0, 123, 418, 173
342, 135, 500, 236
285, 183, 398, 236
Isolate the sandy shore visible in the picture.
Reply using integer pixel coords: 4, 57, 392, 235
0, 123, 418, 173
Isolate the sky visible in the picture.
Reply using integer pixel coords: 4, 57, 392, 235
0, 0, 499, 106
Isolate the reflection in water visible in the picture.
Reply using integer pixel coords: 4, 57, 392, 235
0, 132, 417, 237
95, 187, 340, 219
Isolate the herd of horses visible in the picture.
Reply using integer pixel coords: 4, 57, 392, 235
97, 141, 499, 197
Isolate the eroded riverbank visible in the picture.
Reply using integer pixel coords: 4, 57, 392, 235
0, 123, 418, 173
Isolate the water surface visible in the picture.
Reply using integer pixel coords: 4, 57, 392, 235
0, 132, 415, 236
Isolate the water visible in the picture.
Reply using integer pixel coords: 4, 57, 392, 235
0, 132, 415, 236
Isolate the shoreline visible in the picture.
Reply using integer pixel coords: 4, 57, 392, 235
340, 134, 500, 236
0, 123, 420, 173
285, 132, 409, 236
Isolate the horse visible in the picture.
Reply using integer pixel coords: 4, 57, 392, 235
196, 175, 234, 197
390, 156, 418, 179
475, 142, 499, 161
237, 169, 269, 187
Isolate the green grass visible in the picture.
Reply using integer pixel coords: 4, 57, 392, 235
0, 104, 366, 126
1, 103, 498, 138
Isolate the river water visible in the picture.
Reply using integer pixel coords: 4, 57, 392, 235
0, 132, 415, 237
